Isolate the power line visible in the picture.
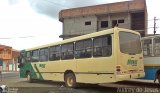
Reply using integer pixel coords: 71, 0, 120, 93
0, 36, 34, 39
0, 37, 12, 39
44, 0, 68, 8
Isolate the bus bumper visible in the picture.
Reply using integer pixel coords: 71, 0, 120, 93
116, 72, 145, 81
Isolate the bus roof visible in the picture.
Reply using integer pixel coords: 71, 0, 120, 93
26, 27, 139, 51
141, 35, 160, 40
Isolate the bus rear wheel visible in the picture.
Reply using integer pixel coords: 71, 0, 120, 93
65, 73, 77, 88
27, 72, 33, 83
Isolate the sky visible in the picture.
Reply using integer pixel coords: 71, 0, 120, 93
0, 0, 159, 50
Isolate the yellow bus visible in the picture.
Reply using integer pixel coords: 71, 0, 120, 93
18, 27, 144, 88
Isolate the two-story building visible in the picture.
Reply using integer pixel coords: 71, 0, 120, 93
0, 45, 19, 72
59, 0, 147, 39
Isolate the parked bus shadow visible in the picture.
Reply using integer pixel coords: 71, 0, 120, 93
23, 80, 64, 87
22, 80, 116, 93
114, 80, 160, 88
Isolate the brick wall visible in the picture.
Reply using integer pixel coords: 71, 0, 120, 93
59, 0, 146, 21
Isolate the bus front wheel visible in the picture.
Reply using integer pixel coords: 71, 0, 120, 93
27, 72, 33, 83
64, 73, 77, 88
157, 74, 160, 84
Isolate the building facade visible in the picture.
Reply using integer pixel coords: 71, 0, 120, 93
59, 0, 147, 39
0, 45, 19, 72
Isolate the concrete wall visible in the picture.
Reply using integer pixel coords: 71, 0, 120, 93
110, 12, 130, 29
97, 12, 130, 31
1, 58, 19, 72
2, 62, 6, 71
63, 15, 97, 39
63, 12, 131, 39
8, 58, 19, 71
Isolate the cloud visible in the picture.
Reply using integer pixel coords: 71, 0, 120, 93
0, 0, 62, 50
27, 0, 128, 19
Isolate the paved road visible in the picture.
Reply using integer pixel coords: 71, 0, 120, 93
0, 72, 115, 93
0, 72, 160, 93
1, 72, 19, 80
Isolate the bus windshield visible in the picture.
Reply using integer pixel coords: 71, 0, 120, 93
119, 32, 142, 54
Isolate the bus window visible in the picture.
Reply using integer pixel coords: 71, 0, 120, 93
61, 43, 74, 60
93, 35, 112, 57
26, 51, 31, 62
32, 50, 39, 62
142, 39, 152, 56
75, 39, 92, 59
119, 32, 142, 54
40, 48, 48, 62
154, 37, 160, 56
49, 45, 60, 61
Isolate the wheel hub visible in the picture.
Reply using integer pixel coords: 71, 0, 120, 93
67, 77, 73, 86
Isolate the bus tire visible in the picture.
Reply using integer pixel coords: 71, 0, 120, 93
27, 72, 33, 83
0, 88, 2, 93
64, 73, 77, 88
157, 74, 160, 84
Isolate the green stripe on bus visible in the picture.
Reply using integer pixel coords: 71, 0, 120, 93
33, 64, 44, 80
20, 63, 44, 80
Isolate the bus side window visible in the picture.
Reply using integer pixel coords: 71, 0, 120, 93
61, 43, 74, 60
40, 48, 48, 62
142, 39, 152, 56
75, 39, 92, 59
155, 37, 160, 56
32, 50, 39, 62
26, 51, 31, 62
93, 35, 112, 57
49, 45, 60, 61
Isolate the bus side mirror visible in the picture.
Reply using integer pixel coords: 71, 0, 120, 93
18, 57, 21, 63
18, 63, 24, 68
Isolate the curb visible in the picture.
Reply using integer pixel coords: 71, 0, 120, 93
1, 71, 19, 74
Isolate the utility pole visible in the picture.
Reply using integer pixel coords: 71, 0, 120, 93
154, 17, 157, 35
